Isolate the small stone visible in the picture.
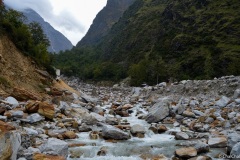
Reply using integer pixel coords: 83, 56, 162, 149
62, 131, 77, 139
175, 147, 197, 158
158, 124, 168, 133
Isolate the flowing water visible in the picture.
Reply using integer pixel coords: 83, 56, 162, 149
67, 104, 182, 160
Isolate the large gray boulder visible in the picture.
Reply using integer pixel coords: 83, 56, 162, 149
208, 136, 227, 148
0, 131, 21, 160
5, 96, 19, 109
227, 132, 240, 153
102, 124, 130, 140
230, 142, 240, 158
233, 89, 240, 99
27, 113, 44, 123
39, 138, 68, 158
215, 96, 230, 107
145, 98, 170, 123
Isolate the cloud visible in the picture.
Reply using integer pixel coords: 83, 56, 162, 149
4, 0, 85, 44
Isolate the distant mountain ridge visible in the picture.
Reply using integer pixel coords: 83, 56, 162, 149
54, 0, 240, 86
76, 0, 135, 47
23, 8, 73, 53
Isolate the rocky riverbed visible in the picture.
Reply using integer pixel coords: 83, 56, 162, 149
0, 75, 240, 160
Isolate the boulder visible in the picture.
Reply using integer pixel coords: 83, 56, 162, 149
233, 89, 240, 99
25, 101, 40, 113
188, 156, 212, 160
227, 132, 240, 153
130, 124, 145, 137
23, 127, 38, 136
182, 111, 196, 118
194, 143, 210, 153
38, 102, 55, 119
5, 96, 19, 108
230, 142, 240, 158
157, 124, 168, 133
175, 132, 189, 140
82, 112, 105, 125
175, 147, 197, 158
80, 91, 98, 104
39, 138, 68, 158
33, 153, 65, 160
146, 99, 170, 123
102, 124, 130, 140
208, 136, 227, 148
0, 121, 21, 160
215, 96, 230, 108
62, 131, 77, 139
27, 113, 44, 123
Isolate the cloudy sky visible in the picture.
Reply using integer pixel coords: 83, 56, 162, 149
4, 0, 108, 45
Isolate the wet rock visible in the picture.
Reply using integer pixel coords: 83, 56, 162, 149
62, 131, 77, 139
106, 116, 118, 125
82, 112, 105, 125
175, 132, 189, 140
33, 153, 65, 160
175, 147, 197, 158
146, 98, 170, 123
158, 124, 168, 133
130, 124, 145, 137
208, 136, 227, 148
89, 131, 100, 139
39, 138, 68, 158
78, 123, 92, 132
97, 146, 107, 156
102, 124, 130, 140
188, 156, 212, 160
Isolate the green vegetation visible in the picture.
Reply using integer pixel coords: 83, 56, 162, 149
0, 4, 54, 75
53, 0, 240, 86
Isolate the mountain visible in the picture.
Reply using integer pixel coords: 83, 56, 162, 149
23, 8, 73, 53
76, 0, 135, 47
54, 0, 240, 85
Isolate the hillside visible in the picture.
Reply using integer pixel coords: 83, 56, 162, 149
23, 9, 73, 53
0, 36, 49, 98
76, 0, 135, 47
54, 0, 240, 85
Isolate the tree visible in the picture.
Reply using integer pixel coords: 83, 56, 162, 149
28, 22, 50, 47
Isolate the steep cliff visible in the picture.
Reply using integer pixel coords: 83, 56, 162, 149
76, 0, 135, 47
23, 9, 73, 53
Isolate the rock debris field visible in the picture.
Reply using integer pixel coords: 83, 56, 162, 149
0, 75, 240, 160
